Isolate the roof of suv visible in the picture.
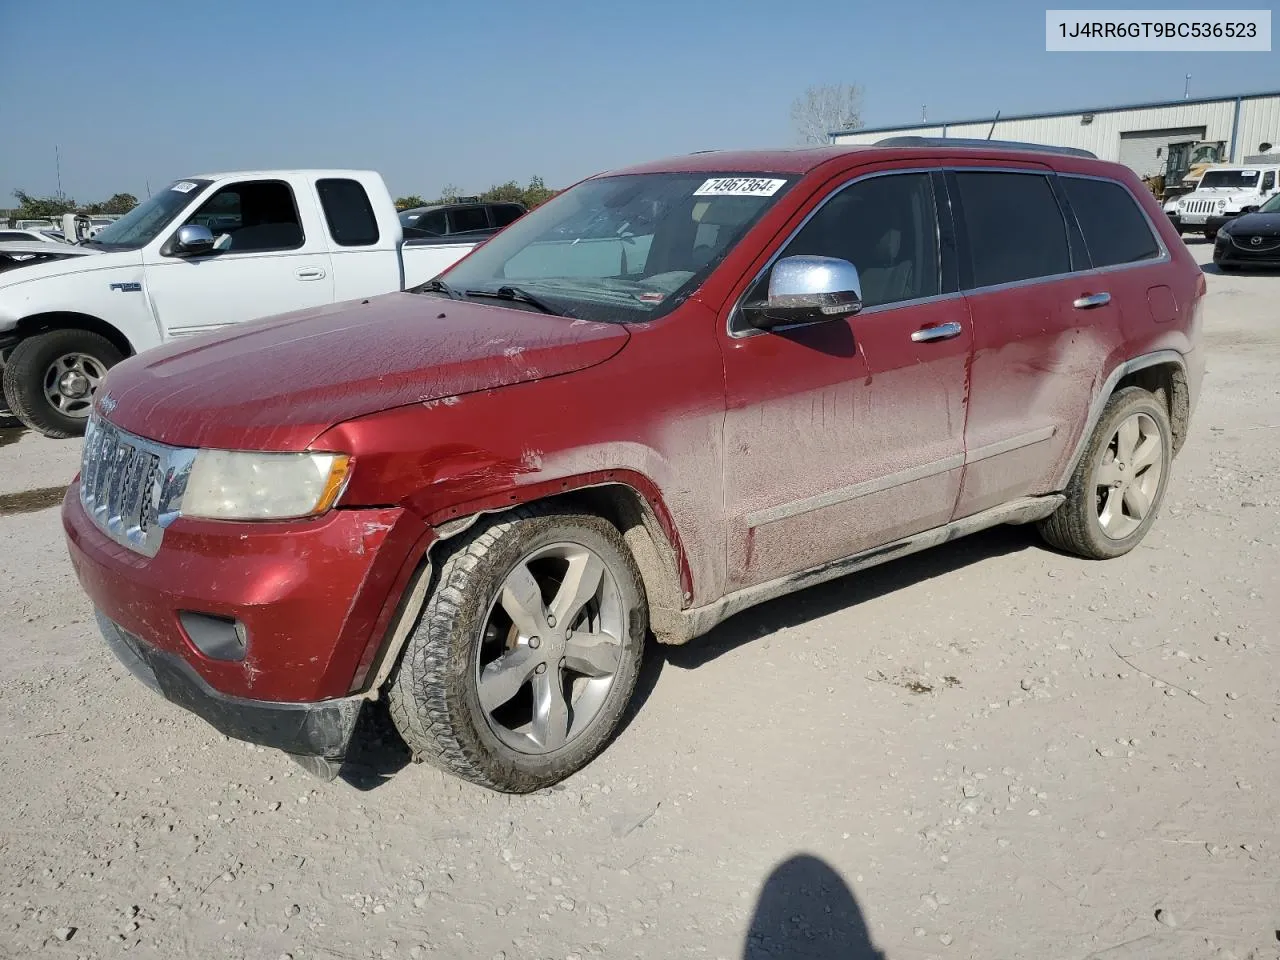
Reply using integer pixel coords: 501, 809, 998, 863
604, 144, 1121, 178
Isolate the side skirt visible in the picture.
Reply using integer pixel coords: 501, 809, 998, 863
665, 494, 1064, 644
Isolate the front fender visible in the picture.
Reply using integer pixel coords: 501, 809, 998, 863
0, 256, 155, 350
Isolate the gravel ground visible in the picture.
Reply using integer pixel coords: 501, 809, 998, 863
2, 242, 1278, 960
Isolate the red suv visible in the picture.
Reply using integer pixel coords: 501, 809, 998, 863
63, 141, 1205, 792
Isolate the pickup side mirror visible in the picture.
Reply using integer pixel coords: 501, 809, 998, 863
171, 224, 216, 256
741, 255, 863, 331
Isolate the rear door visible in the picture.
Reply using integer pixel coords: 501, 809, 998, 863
949, 168, 1127, 517
719, 168, 972, 590
143, 178, 334, 340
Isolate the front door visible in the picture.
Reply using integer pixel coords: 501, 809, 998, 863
143, 179, 334, 340
719, 170, 971, 590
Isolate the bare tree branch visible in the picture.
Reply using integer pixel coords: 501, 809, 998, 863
791, 84, 865, 145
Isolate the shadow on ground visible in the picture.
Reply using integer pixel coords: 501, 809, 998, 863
744, 854, 885, 959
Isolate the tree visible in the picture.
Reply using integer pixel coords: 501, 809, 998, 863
521, 176, 555, 209
394, 195, 426, 211
12, 188, 77, 219
438, 183, 461, 203
81, 193, 139, 216
790, 83, 864, 145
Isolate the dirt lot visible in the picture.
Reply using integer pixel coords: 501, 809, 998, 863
2, 242, 1278, 960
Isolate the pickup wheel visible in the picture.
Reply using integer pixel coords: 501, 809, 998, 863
388, 507, 647, 793
1038, 386, 1172, 560
2, 329, 124, 438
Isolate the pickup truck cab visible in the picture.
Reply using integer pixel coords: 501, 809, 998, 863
0, 170, 482, 438
1174, 163, 1280, 238
64, 142, 1204, 792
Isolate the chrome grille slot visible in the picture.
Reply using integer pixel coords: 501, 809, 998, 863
79, 417, 194, 558
1183, 199, 1216, 215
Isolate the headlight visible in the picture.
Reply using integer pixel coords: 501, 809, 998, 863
181, 450, 351, 521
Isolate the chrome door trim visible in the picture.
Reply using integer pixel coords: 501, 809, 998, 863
745, 454, 964, 529
965, 425, 1056, 465
911, 320, 964, 342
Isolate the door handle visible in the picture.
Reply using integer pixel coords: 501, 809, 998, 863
1073, 292, 1111, 309
911, 321, 963, 343
295, 267, 326, 281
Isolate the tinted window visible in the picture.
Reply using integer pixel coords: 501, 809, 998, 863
1063, 177, 1160, 268
0, 231, 36, 242
491, 204, 524, 228
749, 172, 940, 309
448, 206, 491, 234
185, 181, 303, 253
955, 172, 1070, 287
317, 178, 379, 246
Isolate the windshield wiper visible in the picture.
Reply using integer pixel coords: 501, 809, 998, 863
464, 285, 568, 317
412, 277, 461, 299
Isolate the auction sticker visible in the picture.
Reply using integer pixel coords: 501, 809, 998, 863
171, 181, 199, 193
694, 177, 787, 197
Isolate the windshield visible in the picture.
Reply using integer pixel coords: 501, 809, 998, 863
1261, 193, 1280, 213
90, 180, 211, 249
436, 173, 791, 323
1199, 170, 1261, 190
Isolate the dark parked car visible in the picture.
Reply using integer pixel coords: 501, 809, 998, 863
1213, 193, 1280, 270
66, 140, 1204, 793
399, 201, 525, 241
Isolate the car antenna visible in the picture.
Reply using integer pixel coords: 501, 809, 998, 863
986, 111, 1001, 140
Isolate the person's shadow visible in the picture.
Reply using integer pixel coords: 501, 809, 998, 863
744, 854, 885, 960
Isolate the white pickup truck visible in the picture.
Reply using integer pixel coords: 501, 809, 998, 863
0, 170, 482, 437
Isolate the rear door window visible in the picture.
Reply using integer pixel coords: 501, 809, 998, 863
1063, 177, 1161, 268
1262, 171, 1276, 192
448, 206, 491, 235
316, 178, 379, 247
953, 172, 1070, 288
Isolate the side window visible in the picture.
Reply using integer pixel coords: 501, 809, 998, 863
1063, 177, 1160, 268
747, 172, 941, 310
954, 172, 1070, 287
491, 204, 524, 228
316, 178, 379, 247
185, 180, 303, 253
1263, 171, 1277, 192
448, 206, 490, 235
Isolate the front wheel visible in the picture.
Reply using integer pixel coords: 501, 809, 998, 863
1038, 387, 1172, 560
389, 507, 647, 793
1204, 230, 1218, 242
1, 329, 124, 438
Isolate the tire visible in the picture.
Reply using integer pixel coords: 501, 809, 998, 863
1218, 263, 1238, 272
1204, 230, 1217, 242
2, 329, 124, 438
1038, 386, 1172, 560
389, 506, 647, 793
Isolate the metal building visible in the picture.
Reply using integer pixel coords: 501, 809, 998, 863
831, 90, 1280, 176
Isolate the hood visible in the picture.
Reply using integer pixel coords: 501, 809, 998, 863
0, 246, 128, 289
1223, 210, 1280, 236
99, 292, 631, 451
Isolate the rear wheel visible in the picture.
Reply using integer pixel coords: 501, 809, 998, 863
1038, 387, 1172, 560
1, 329, 123, 438
389, 507, 647, 793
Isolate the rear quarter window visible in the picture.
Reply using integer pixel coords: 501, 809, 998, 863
317, 178, 380, 247
1063, 177, 1160, 268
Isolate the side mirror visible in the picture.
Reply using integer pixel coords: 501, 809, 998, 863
172, 223, 216, 256
741, 255, 863, 331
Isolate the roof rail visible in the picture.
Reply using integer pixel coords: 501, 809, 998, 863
874, 136, 1097, 159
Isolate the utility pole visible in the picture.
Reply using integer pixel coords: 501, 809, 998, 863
1184, 74, 1191, 99
922, 105, 927, 123
55, 145, 63, 199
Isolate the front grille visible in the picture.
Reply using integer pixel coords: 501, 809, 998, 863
80, 418, 193, 557
1232, 235, 1280, 252
1182, 199, 1218, 215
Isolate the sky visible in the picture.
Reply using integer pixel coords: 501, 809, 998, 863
2, 0, 1277, 204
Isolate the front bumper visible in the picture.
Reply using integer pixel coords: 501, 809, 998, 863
97, 610, 363, 762
1213, 235, 1280, 267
